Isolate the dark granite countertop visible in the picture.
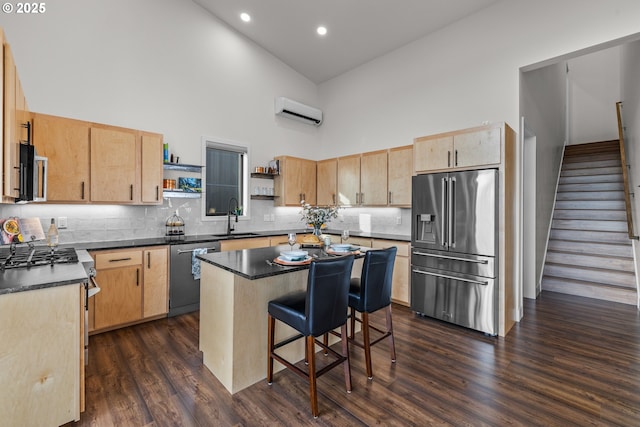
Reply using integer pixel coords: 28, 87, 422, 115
0, 262, 89, 296
198, 245, 366, 280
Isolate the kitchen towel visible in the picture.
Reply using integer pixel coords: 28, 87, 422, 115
191, 248, 208, 280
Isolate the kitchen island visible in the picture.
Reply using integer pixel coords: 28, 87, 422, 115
197, 245, 363, 394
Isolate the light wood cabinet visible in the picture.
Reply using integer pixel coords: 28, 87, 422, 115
372, 239, 410, 306
388, 145, 413, 207
273, 156, 316, 206
414, 125, 501, 173
90, 127, 138, 203
337, 154, 360, 206
220, 237, 271, 251
32, 113, 90, 202
140, 132, 163, 204
2, 41, 23, 201
90, 245, 169, 333
360, 150, 388, 206
317, 158, 337, 205
143, 246, 169, 318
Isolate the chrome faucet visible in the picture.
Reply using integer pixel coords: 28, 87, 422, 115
227, 197, 239, 235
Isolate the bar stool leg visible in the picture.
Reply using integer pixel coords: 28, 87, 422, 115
267, 315, 275, 384
349, 307, 356, 339
341, 323, 352, 392
386, 305, 396, 362
307, 335, 319, 418
362, 312, 373, 379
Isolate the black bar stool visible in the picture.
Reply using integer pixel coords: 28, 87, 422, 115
348, 246, 397, 379
267, 255, 355, 418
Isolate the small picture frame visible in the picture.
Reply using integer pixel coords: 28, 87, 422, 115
178, 177, 202, 192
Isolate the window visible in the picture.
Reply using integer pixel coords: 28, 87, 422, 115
203, 140, 248, 217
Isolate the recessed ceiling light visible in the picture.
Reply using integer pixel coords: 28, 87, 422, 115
240, 12, 251, 23
317, 26, 327, 36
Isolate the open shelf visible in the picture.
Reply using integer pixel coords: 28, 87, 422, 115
163, 163, 202, 173
163, 190, 201, 199
250, 173, 277, 179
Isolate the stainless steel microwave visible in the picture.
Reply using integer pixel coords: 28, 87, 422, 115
18, 143, 47, 202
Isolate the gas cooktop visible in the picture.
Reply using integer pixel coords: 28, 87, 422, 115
0, 246, 78, 270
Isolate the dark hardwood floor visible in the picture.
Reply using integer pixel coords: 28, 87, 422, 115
67, 291, 640, 426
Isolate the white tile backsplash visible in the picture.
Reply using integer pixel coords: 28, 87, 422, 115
0, 198, 411, 244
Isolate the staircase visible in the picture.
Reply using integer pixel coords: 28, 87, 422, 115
541, 140, 637, 305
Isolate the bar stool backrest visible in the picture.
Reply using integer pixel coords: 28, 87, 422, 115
357, 247, 397, 313
305, 255, 355, 337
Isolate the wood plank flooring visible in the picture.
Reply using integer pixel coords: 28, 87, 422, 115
66, 292, 640, 426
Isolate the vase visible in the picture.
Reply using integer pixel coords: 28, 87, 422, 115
312, 225, 322, 237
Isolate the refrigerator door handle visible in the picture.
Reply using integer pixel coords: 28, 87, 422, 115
412, 268, 488, 286
413, 251, 489, 264
441, 177, 447, 246
448, 177, 455, 248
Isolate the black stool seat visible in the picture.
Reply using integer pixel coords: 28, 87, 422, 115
267, 255, 355, 418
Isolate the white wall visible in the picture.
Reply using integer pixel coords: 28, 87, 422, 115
568, 47, 621, 145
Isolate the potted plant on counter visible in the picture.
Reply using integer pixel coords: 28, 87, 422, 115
300, 202, 340, 241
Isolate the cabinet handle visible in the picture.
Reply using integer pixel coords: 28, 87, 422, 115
355, 193, 359, 204
455, 149, 458, 166
20, 121, 31, 145
136, 268, 140, 286
109, 257, 132, 263
360, 192, 364, 205
332, 194, 336, 204
447, 151, 451, 167
389, 191, 392, 204
81, 182, 85, 200
130, 184, 134, 201
147, 252, 151, 269
155, 185, 159, 201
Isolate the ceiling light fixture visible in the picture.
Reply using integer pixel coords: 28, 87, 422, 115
316, 26, 327, 36
240, 12, 251, 23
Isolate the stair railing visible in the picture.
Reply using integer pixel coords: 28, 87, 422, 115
616, 101, 637, 239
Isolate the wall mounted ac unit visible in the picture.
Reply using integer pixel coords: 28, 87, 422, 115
274, 97, 323, 126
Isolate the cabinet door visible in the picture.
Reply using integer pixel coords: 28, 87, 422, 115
388, 145, 412, 207
90, 127, 137, 202
274, 156, 316, 206
32, 114, 90, 202
143, 246, 168, 318
414, 135, 453, 173
360, 150, 388, 206
2, 43, 19, 200
140, 133, 163, 204
453, 127, 501, 168
94, 265, 142, 330
337, 154, 360, 206
317, 158, 337, 206
372, 239, 410, 306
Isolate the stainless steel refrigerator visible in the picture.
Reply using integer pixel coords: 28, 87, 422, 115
411, 169, 498, 335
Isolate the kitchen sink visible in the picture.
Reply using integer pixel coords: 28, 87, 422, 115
211, 232, 261, 239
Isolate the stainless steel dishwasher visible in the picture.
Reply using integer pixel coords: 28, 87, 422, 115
169, 241, 220, 317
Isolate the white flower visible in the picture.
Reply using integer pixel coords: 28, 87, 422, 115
300, 203, 340, 228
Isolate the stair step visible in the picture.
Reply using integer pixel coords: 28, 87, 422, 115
561, 166, 623, 177
554, 200, 626, 210
562, 159, 622, 170
549, 228, 630, 244
547, 239, 633, 257
552, 209, 627, 221
564, 140, 620, 156
556, 191, 624, 201
545, 250, 635, 272
558, 182, 624, 193
541, 276, 636, 305
559, 174, 622, 185
551, 219, 628, 233
543, 263, 636, 288
563, 152, 621, 164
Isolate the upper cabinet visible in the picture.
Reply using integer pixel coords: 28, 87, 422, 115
337, 154, 360, 206
273, 155, 316, 206
414, 125, 501, 173
2, 36, 26, 202
316, 158, 337, 206
360, 150, 388, 206
32, 113, 90, 202
30, 114, 163, 205
387, 145, 413, 207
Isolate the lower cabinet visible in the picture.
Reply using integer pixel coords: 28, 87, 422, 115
220, 237, 271, 251
89, 245, 168, 333
372, 239, 410, 306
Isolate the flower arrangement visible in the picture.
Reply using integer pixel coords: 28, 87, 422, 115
300, 202, 340, 234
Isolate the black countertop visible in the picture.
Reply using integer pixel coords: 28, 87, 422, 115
198, 245, 366, 280
0, 262, 89, 295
